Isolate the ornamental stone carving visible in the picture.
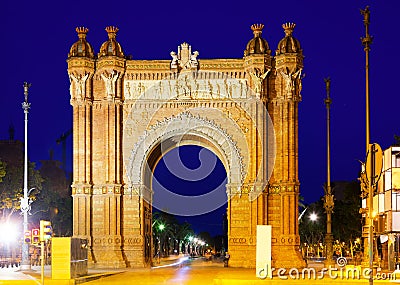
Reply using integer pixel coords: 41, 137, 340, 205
170, 42, 199, 71
126, 112, 245, 188
69, 72, 89, 102
101, 70, 119, 99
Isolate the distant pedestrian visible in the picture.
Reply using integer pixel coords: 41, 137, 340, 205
224, 251, 230, 267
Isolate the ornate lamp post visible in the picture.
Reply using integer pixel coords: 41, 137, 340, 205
158, 223, 165, 258
360, 6, 374, 285
20, 82, 32, 271
323, 77, 334, 266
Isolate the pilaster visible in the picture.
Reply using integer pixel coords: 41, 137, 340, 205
227, 182, 267, 268
89, 53, 126, 267
121, 184, 152, 267
266, 39, 305, 268
68, 55, 96, 261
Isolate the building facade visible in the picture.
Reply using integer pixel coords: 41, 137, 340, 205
68, 23, 305, 268
361, 146, 400, 270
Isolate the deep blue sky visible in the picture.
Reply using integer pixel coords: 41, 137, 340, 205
1, 1, 399, 236
153, 146, 227, 237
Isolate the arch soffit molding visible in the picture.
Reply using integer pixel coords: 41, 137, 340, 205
126, 112, 245, 186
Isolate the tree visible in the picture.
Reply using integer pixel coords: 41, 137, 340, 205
298, 195, 306, 210
0, 160, 5, 182
299, 180, 362, 257
299, 201, 325, 245
0, 161, 42, 222
331, 181, 362, 242
152, 210, 178, 256
33, 160, 72, 236
176, 222, 194, 254
152, 210, 195, 256
394, 134, 400, 146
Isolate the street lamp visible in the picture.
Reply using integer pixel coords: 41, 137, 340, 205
0, 222, 18, 243
309, 212, 318, 222
323, 77, 335, 267
157, 223, 165, 258
360, 6, 374, 285
188, 236, 193, 255
20, 82, 32, 271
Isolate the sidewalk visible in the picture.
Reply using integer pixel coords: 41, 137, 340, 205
0, 265, 123, 285
0, 267, 40, 284
4, 257, 400, 285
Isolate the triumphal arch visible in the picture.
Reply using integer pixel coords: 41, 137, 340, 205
68, 23, 305, 268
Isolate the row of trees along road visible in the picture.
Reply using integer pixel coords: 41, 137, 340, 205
0, 143, 72, 237
299, 181, 362, 254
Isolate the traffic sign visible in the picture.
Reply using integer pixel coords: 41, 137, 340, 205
365, 143, 383, 186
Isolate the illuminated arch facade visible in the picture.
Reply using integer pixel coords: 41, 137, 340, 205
68, 23, 305, 268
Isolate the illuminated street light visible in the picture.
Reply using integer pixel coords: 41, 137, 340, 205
156, 223, 165, 259
309, 212, 318, 222
20, 82, 32, 271
0, 222, 18, 243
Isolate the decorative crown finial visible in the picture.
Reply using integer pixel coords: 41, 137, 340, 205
105, 26, 119, 39
282, 23, 296, 36
251, 23, 264, 37
76, 27, 89, 39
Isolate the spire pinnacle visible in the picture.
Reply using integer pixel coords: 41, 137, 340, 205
282, 22, 296, 36
105, 26, 119, 39
251, 23, 264, 37
76, 27, 89, 39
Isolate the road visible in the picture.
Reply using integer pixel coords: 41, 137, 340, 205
85, 258, 236, 285
0, 257, 399, 284
81, 258, 400, 285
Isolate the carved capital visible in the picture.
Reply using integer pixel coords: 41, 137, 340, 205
269, 185, 281, 194
72, 183, 92, 195
101, 69, 120, 100
69, 72, 90, 103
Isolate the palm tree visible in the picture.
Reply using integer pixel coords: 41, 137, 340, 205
176, 222, 194, 254
152, 210, 179, 257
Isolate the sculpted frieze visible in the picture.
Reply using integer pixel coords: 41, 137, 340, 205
123, 77, 249, 100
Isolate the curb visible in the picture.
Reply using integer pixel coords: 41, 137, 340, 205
74, 271, 124, 284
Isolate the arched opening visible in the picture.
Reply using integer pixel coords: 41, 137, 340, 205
150, 145, 228, 260
126, 113, 246, 266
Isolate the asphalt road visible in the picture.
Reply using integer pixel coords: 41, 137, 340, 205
1, 257, 399, 284
85, 258, 232, 285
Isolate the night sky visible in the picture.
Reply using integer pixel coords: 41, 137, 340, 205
1, 1, 399, 236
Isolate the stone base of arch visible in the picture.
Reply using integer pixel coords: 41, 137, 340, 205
227, 237, 306, 269
88, 239, 126, 268
87, 238, 149, 268
273, 247, 306, 269
121, 244, 149, 268
272, 238, 307, 269
88, 251, 126, 269
228, 244, 257, 268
